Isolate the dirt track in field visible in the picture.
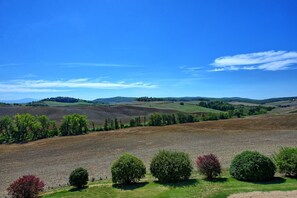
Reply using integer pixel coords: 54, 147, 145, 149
0, 113, 297, 196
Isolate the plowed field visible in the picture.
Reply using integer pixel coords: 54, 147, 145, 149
1, 113, 297, 195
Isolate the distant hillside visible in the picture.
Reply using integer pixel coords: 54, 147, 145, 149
135, 96, 257, 102
258, 97, 297, 104
218, 96, 297, 104
40, 96, 91, 103
93, 97, 136, 104
136, 96, 210, 102
3, 96, 296, 106
136, 96, 297, 104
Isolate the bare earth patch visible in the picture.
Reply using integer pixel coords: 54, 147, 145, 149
0, 114, 297, 196
229, 190, 297, 198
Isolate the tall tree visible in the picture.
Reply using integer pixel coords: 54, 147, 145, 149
115, 118, 119, 129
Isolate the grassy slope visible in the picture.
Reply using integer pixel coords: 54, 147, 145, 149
131, 102, 222, 113
43, 172, 297, 198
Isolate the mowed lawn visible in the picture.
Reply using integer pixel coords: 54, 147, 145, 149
131, 102, 222, 113
43, 172, 297, 198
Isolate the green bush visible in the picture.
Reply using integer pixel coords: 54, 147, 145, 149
111, 153, 146, 184
274, 147, 297, 177
69, 167, 89, 188
230, 151, 276, 182
150, 150, 193, 183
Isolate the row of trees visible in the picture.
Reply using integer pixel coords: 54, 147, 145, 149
0, 114, 57, 143
199, 101, 274, 117
103, 118, 124, 131
149, 113, 194, 126
0, 111, 235, 143
0, 113, 87, 143
199, 101, 235, 111
136, 97, 165, 102
0, 105, 271, 144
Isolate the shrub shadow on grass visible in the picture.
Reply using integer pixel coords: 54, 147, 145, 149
285, 175, 297, 179
154, 178, 198, 188
203, 177, 228, 183
250, 177, 286, 185
69, 186, 88, 192
112, 182, 149, 190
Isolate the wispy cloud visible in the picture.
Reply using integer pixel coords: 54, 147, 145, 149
209, 50, 297, 71
0, 86, 68, 93
0, 63, 20, 67
0, 78, 156, 93
53, 62, 140, 68
22, 73, 37, 78
179, 65, 203, 76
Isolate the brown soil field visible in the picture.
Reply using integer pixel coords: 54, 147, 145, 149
0, 105, 176, 125
0, 113, 297, 196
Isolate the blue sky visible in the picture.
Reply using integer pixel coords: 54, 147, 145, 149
0, 0, 297, 100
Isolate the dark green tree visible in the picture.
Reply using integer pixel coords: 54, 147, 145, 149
130, 119, 136, 127
149, 113, 162, 126
104, 119, 109, 131
60, 114, 88, 136
110, 119, 115, 130
114, 118, 119, 129
0, 116, 14, 143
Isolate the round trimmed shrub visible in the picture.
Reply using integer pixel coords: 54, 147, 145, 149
196, 154, 221, 179
69, 167, 89, 188
7, 175, 45, 198
150, 150, 193, 183
274, 147, 297, 177
111, 153, 146, 184
230, 151, 276, 182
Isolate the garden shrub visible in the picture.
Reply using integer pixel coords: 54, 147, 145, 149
7, 175, 45, 198
230, 151, 276, 182
274, 147, 297, 177
150, 150, 193, 183
111, 153, 146, 184
69, 167, 89, 188
196, 154, 221, 179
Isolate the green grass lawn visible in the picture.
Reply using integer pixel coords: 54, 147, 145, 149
131, 102, 222, 113
43, 172, 297, 198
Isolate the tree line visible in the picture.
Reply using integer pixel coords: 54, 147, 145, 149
0, 113, 87, 143
198, 101, 274, 117
199, 101, 235, 111
0, 104, 272, 144
136, 97, 165, 102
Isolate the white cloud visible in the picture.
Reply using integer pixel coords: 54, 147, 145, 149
210, 50, 297, 71
0, 78, 156, 93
